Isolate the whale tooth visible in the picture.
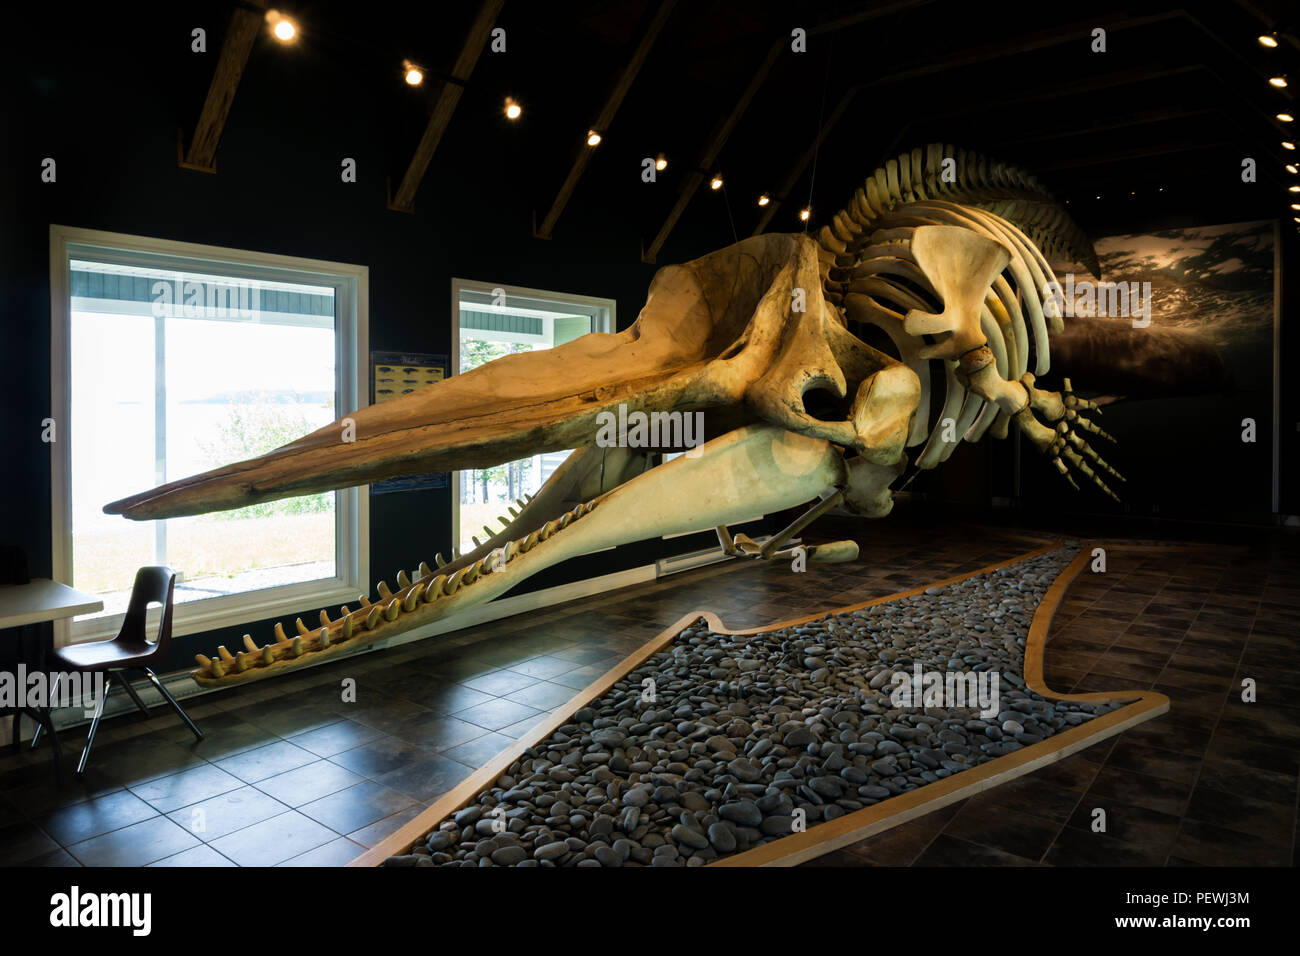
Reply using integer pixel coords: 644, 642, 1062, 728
319, 628, 330, 648
211, 659, 225, 679
402, 581, 425, 611
444, 567, 470, 595
274, 622, 288, 645
319, 609, 332, 627
397, 570, 411, 589
295, 618, 310, 637
262, 646, 275, 665
424, 574, 447, 601
507, 505, 519, 518
383, 599, 400, 622
217, 646, 234, 662
377, 581, 393, 600
364, 605, 383, 630
195, 653, 212, 670
341, 615, 354, 639
418, 561, 433, 579
291, 636, 304, 657
359, 595, 372, 608
242, 634, 259, 653
234, 651, 250, 672
435, 553, 446, 568
472, 535, 482, 548
482, 524, 496, 540
463, 562, 480, 585
505, 539, 521, 562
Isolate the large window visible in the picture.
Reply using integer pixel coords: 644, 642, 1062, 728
51, 226, 368, 644
450, 280, 613, 556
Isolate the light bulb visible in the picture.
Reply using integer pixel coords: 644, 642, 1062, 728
710, 175, 723, 190
587, 131, 602, 146
757, 194, 770, 207
504, 98, 521, 119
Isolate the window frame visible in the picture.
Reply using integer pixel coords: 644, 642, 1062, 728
448, 278, 614, 553
49, 224, 370, 646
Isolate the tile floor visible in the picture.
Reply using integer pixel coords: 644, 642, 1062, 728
2, 522, 1296, 867
805, 537, 1300, 867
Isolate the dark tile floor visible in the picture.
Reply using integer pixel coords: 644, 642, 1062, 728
2, 523, 1295, 867
805, 537, 1300, 867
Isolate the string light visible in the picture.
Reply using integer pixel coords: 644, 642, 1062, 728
1287, 164, 1299, 173
1284, 141, 1297, 150
655, 154, 667, 171
757, 193, 771, 207
504, 97, 521, 120
1259, 33, 1279, 48
799, 207, 811, 221
587, 130, 602, 146
710, 174, 723, 190
1270, 75, 1288, 88
1279, 113, 1295, 123
402, 60, 423, 86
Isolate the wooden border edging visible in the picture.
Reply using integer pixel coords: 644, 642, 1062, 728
350, 540, 1171, 866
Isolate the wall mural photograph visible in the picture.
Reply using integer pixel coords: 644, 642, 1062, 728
1040, 220, 1279, 516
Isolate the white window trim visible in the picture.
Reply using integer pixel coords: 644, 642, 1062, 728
49, 224, 370, 646
448, 278, 614, 552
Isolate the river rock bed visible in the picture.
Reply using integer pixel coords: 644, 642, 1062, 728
386, 545, 1120, 867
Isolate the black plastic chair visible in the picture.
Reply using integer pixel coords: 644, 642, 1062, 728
31, 566, 202, 774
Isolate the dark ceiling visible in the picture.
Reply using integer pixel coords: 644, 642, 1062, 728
10, 0, 1300, 263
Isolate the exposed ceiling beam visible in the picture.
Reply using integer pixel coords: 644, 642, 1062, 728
1001, 106, 1218, 147
862, 64, 1207, 182
389, 0, 504, 212
858, 11, 1183, 90
1036, 140, 1233, 172
534, 0, 677, 239
807, 0, 940, 35
751, 85, 859, 235
180, 0, 267, 172
641, 35, 784, 263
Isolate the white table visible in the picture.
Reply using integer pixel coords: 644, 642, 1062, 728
0, 579, 103, 772
0, 579, 103, 629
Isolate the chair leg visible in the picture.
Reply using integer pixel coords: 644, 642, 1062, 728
77, 673, 110, 776
30, 672, 62, 750
119, 673, 152, 719
144, 669, 202, 741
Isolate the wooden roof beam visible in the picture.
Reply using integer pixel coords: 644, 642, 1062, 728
389, 0, 505, 212
641, 36, 784, 263
180, 0, 268, 172
751, 85, 860, 236
534, 0, 677, 239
